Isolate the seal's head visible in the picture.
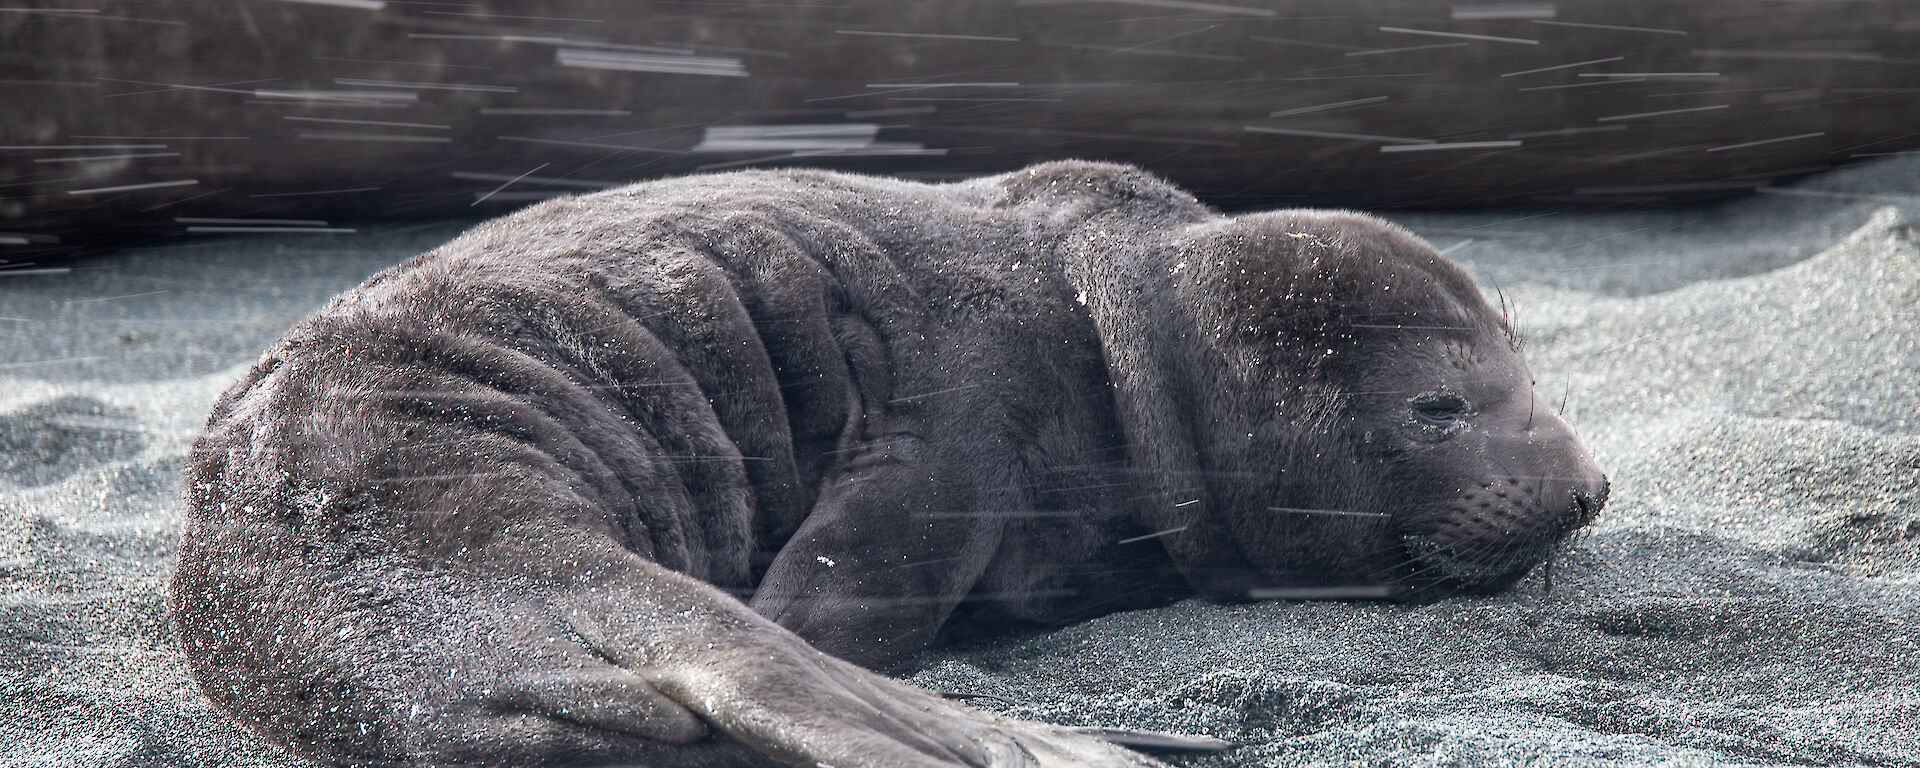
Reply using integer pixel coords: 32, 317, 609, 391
1120, 210, 1608, 602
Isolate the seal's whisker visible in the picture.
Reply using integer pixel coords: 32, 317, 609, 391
1443, 527, 1545, 582
1373, 520, 1534, 584
1370, 522, 1501, 578
1492, 282, 1524, 352
1480, 534, 1527, 571
1393, 553, 1484, 587
1388, 543, 1478, 584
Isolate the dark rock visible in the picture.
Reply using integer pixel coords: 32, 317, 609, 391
4, 1, 1919, 261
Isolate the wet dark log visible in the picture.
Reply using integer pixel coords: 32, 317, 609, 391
4, 0, 1918, 261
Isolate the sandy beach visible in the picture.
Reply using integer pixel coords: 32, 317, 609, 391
4, 159, 1916, 767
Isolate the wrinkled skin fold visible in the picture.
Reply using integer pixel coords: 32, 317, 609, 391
172, 161, 1606, 767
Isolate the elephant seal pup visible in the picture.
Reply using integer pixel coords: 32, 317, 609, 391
171, 161, 1608, 767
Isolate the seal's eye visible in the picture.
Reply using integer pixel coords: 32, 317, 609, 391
1406, 390, 1473, 440
1411, 395, 1466, 425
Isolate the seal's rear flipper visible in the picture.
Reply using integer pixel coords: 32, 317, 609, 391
1069, 727, 1234, 753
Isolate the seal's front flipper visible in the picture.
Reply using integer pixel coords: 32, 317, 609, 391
556, 556, 1159, 767
937, 689, 1036, 707
645, 636, 1168, 768
482, 667, 709, 744
934, 691, 1232, 755
1069, 727, 1235, 753
751, 434, 1017, 671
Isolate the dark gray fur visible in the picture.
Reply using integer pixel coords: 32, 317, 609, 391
171, 161, 1606, 767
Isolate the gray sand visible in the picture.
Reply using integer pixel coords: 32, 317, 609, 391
4, 160, 1917, 767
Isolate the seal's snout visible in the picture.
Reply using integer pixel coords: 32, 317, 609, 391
1568, 478, 1609, 531
1394, 470, 1608, 599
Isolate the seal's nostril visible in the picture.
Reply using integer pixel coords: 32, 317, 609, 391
1570, 485, 1606, 525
